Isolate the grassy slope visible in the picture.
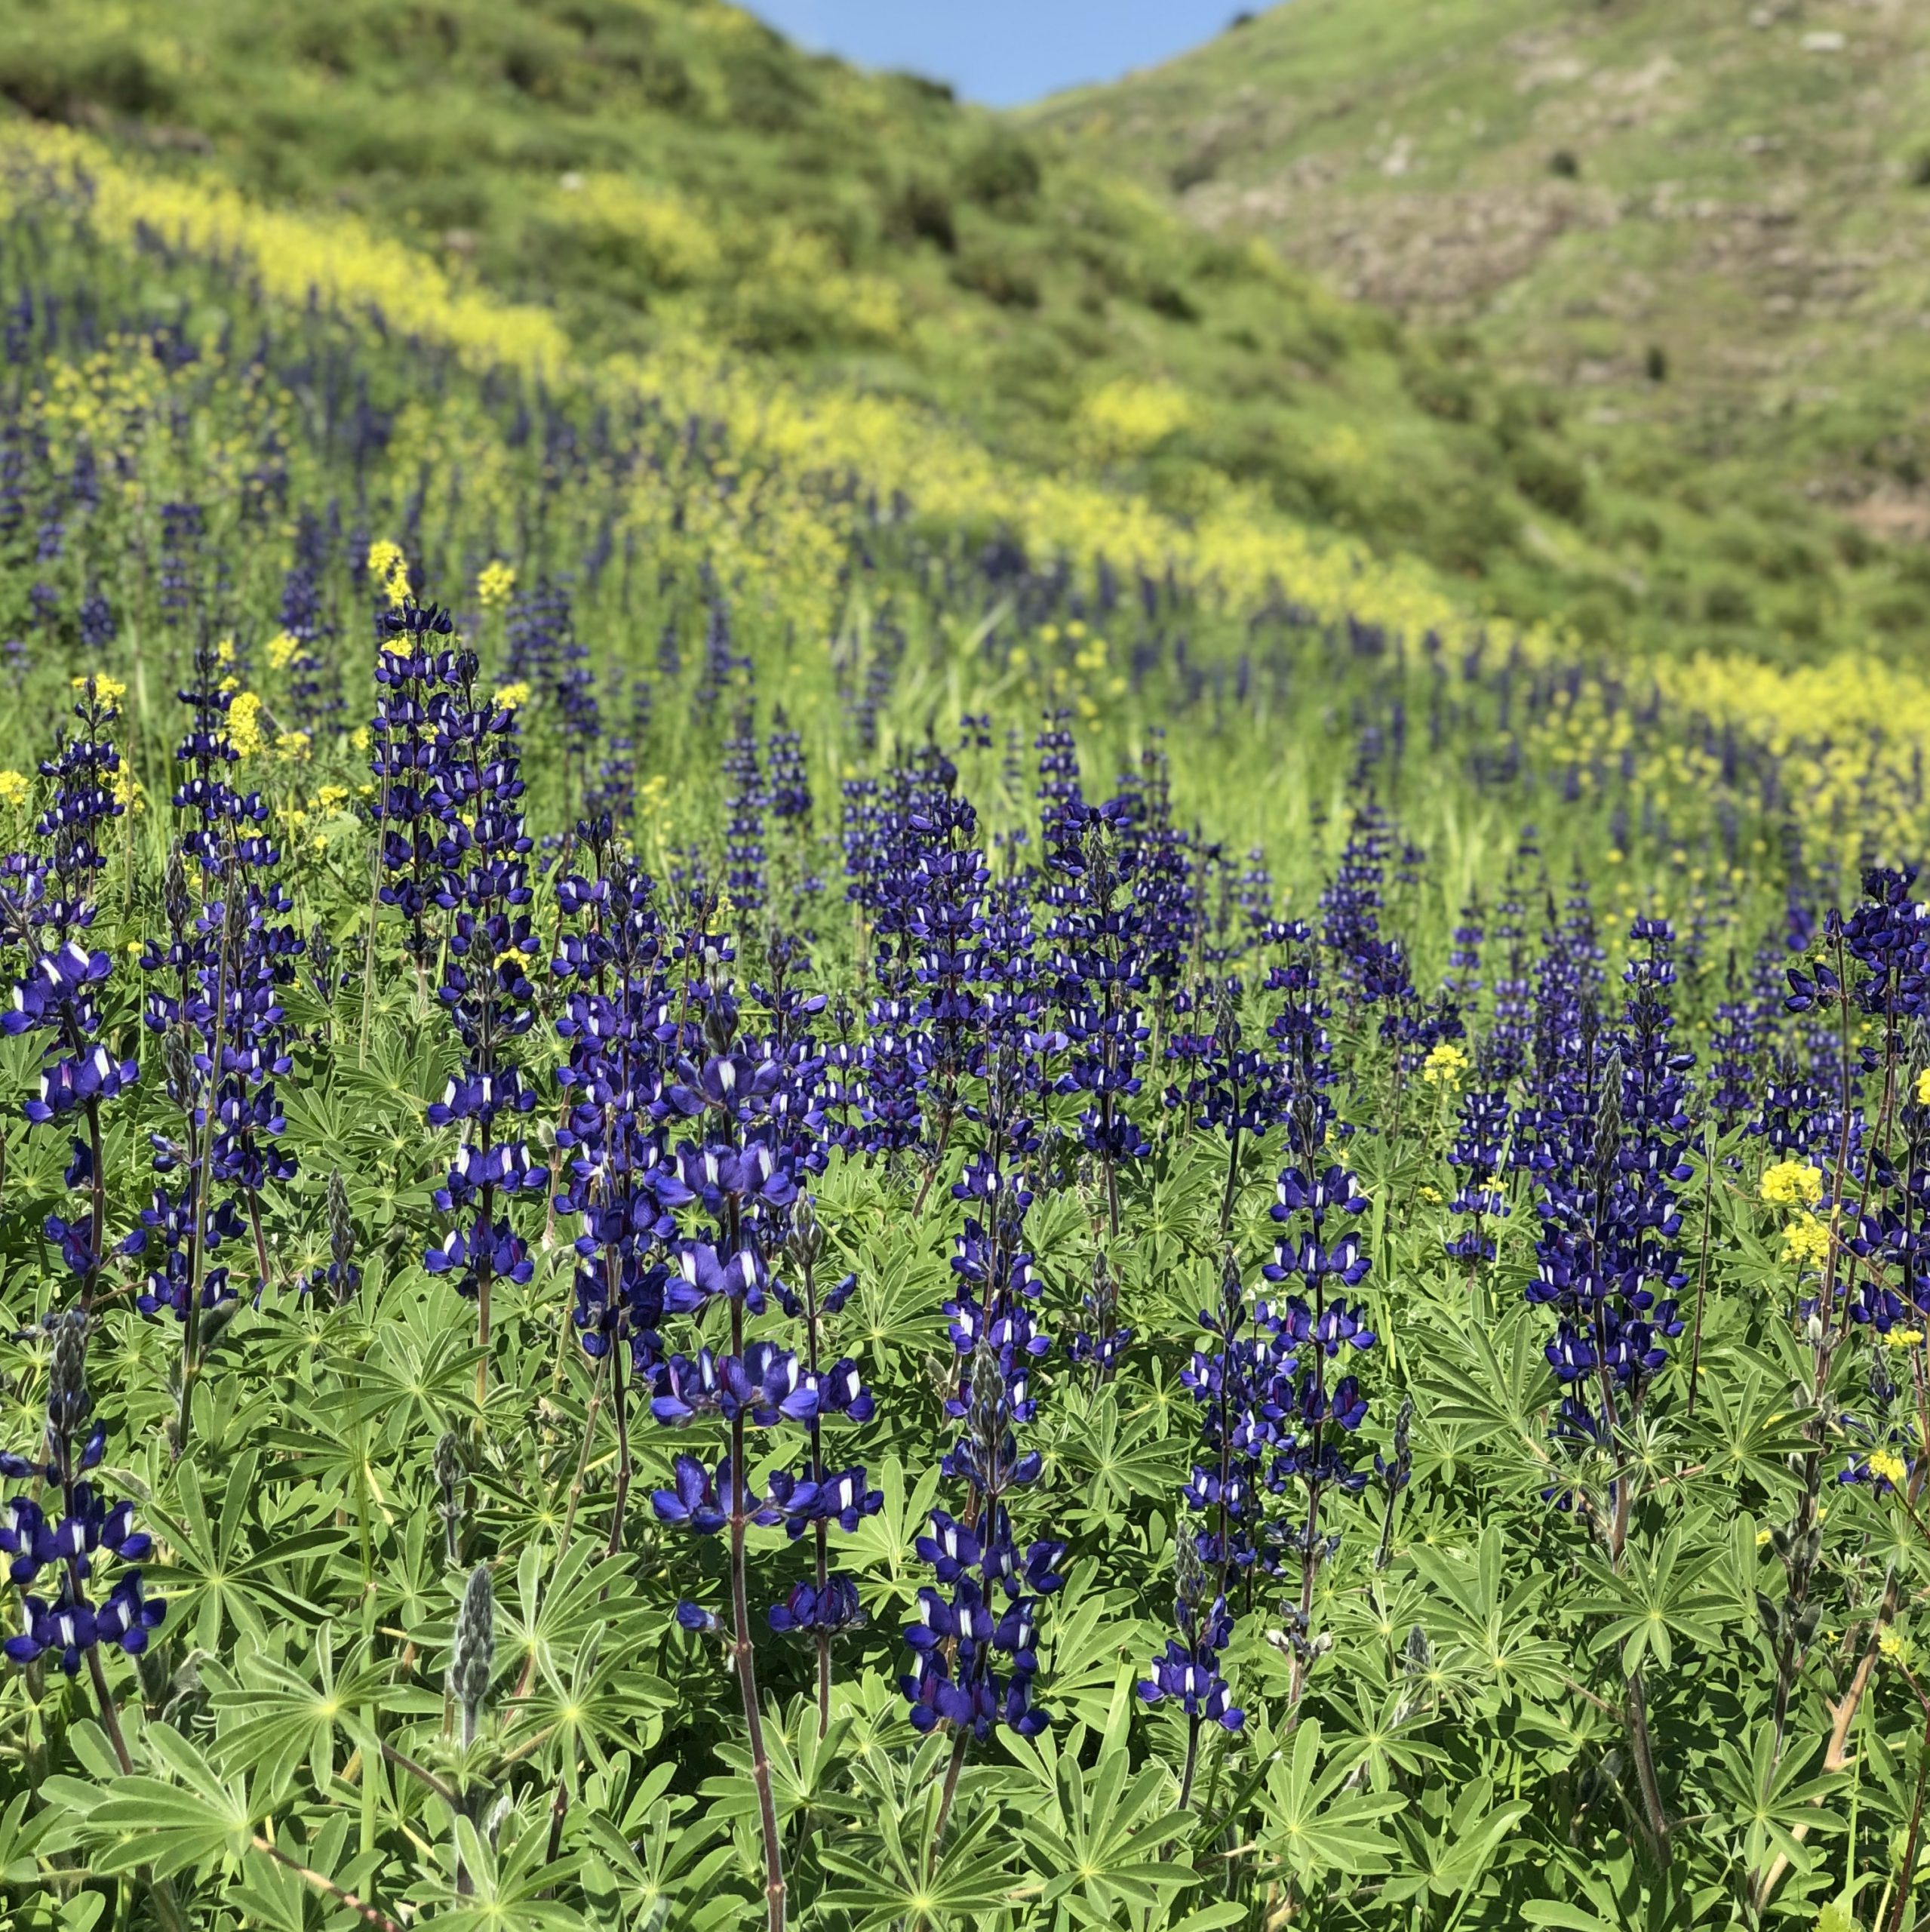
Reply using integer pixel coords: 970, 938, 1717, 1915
0, 0, 1839, 660
1033, 0, 1930, 657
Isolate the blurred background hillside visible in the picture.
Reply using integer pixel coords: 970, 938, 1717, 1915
6, 0, 1927, 666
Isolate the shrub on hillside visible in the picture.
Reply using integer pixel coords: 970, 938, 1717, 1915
957, 134, 1043, 213
884, 180, 957, 254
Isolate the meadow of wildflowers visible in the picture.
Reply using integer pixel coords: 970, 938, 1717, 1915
6, 109, 1930, 1932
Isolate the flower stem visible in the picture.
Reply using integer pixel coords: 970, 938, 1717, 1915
728, 1274, 785, 1932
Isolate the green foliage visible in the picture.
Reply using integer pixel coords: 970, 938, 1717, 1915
1040, 0, 1930, 663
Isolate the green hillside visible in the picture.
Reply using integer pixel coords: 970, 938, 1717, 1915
4, 0, 1887, 660
1035, 0, 1930, 654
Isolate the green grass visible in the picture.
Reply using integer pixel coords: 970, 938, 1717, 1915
1034, 0, 1930, 660
5, 0, 1896, 668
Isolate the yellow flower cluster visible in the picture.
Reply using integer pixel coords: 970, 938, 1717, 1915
367, 538, 411, 610
71, 672, 128, 704
476, 560, 517, 609
491, 682, 533, 712
0, 771, 29, 809
265, 631, 301, 671
1077, 379, 1195, 461
227, 692, 268, 759
1759, 1160, 1825, 1209
1782, 1214, 1832, 1270
17, 115, 1930, 861
550, 174, 721, 287
1421, 1042, 1471, 1089
1867, 1448, 1909, 1489
1916, 1069, 1930, 1107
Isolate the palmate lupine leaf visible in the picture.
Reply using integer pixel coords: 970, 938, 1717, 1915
841, 1452, 944, 1613
1519, 1837, 1720, 1931
1574, 1524, 1732, 1676
407, 1815, 587, 1931
576, 1803, 742, 1932
1035, 1564, 1147, 1733
257, 1397, 406, 1536
819, 1798, 1015, 1932
1379, 1773, 1532, 1906
1710, 1724, 1845, 1876
1325, 1681, 1451, 1792
143, 1450, 345, 1651
327, 1320, 488, 1444
220, 1837, 318, 1932
844, 1242, 951, 1369
1415, 1301, 1562, 1469
504, 1622, 674, 1780
338, 1026, 458, 1128
45, 1724, 256, 1878
207, 1622, 391, 1793
1681, 1362, 1812, 1502
1408, 1524, 1569, 1706
1252, 1718, 1403, 1884
1003, 1737, 1199, 1927
0, 1789, 100, 1932
702, 1700, 864, 1836
1054, 1388, 1180, 1532
495, 1540, 655, 1693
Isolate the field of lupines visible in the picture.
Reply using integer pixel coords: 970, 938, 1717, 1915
8, 130, 1930, 1932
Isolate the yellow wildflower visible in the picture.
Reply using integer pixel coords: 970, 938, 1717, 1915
1868, 1448, 1909, 1489
276, 731, 312, 761
491, 681, 533, 712
71, 672, 128, 703
317, 784, 349, 811
227, 691, 267, 758
0, 771, 28, 809
1886, 1328, 1926, 1349
111, 763, 143, 814
1421, 1042, 1471, 1090
1916, 1068, 1930, 1107
265, 630, 300, 671
366, 537, 410, 608
1782, 1213, 1832, 1270
214, 637, 235, 666
476, 559, 516, 608
1880, 1628, 1913, 1663
1760, 1160, 1825, 1210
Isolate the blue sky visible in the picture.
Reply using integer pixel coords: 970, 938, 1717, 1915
742, 2, 1250, 108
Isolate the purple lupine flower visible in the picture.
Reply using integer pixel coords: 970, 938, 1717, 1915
1522, 919, 1693, 1506
1043, 790, 1151, 1237
406, 608, 548, 1328
137, 633, 303, 1318
1, 1315, 162, 1677
0, 678, 138, 1304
